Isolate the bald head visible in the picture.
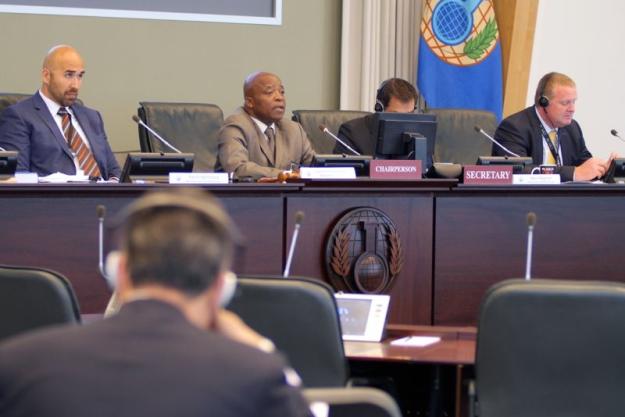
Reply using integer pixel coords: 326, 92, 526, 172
41, 45, 85, 107
242, 72, 286, 125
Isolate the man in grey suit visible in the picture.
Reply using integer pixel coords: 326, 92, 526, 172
215, 72, 315, 179
0, 189, 312, 417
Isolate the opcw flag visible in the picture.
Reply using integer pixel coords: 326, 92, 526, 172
417, 0, 503, 120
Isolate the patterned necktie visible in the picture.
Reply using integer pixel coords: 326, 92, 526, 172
265, 126, 276, 160
57, 107, 101, 177
546, 130, 558, 165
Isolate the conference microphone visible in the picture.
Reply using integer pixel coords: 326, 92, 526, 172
131, 115, 182, 153
525, 212, 537, 281
318, 124, 361, 156
96, 204, 108, 281
474, 125, 521, 158
283, 211, 305, 278
611, 129, 625, 143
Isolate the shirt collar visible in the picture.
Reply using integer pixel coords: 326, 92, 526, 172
534, 106, 557, 133
250, 115, 275, 134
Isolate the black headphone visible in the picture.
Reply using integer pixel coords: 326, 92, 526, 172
374, 79, 389, 112
537, 73, 554, 108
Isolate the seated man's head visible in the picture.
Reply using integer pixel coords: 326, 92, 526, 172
114, 189, 236, 320
243, 71, 286, 125
41, 45, 85, 107
375, 78, 419, 112
534, 72, 577, 128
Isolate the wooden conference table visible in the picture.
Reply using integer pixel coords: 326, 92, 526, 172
2, 180, 625, 326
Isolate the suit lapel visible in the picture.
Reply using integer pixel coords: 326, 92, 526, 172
527, 108, 545, 165
32, 93, 74, 161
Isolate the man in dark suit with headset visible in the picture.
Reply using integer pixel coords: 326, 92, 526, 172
493, 72, 613, 181
333, 78, 421, 156
0, 189, 312, 417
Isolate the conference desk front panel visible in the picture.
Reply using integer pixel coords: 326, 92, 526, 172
434, 185, 625, 325
0, 184, 291, 313
4, 182, 625, 326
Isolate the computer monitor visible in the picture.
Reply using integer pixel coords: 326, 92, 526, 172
477, 156, 532, 174
374, 112, 437, 171
120, 152, 194, 183
312, 154, 372, 176
0, 151, 18, 179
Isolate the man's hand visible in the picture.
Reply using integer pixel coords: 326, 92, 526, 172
213, 309, 275, 352
574, 157, 611, 181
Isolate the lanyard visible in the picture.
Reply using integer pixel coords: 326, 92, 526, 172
539, 123, 561, 167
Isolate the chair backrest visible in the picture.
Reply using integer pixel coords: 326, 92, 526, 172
304, 387, 402, 417
427, 108, 497, 165
0, 265, 81, 341
137, 102, 224, 172
292, 110, 371, 154
228, 275, 347, 387
476, 278, 625, 417
0, 93, 30, 116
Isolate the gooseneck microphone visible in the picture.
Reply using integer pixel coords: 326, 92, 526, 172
131, 115, 182, 153
611, 129, 625, 142
283, 211, 305, 278
97, 205, 108, 280
474, 125, 521, 158
318, 124, 361, 156
525, 212, 537, 281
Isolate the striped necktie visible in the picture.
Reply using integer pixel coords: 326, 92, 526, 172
546, 130, 558, 165
57, 107, 101, 178
265, 126, 276, 160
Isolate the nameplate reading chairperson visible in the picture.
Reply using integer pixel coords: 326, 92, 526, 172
370, 160, 422, 180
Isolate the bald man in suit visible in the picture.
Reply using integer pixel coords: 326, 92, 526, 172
215, 72, 315, 179
0, 45, 120, 180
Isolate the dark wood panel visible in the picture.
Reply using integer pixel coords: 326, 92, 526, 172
286, 192, 435, 325
0, 184, 287, 313
435, 192, 625, 325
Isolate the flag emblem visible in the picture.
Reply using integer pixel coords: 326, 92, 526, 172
421, 0, 498, 66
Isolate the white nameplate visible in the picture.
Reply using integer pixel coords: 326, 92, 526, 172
300, 167, 356, 179
513, 174, 561, 185
169, 172, 229, 184
14, 172, 38, 184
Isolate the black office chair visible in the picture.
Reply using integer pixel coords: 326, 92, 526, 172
292, 110, 371, 154
427, 108, 497, 165
304, 387, 402, 417
0, 265, 81, 341
228, 275, 348, 387
137, 102, 224, 172
472, 278, 625, 417
0, 93, 30, 116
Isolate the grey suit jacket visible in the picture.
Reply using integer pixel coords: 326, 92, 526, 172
0, 92, 120, 179
0, 300, 312, 417
215, 108, 315, 179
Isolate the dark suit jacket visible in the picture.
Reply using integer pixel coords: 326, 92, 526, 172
215, 107, 315, 179
493, 106, 592, 181
334, 114, 377, 156
0, 300, 311, 417
0, 92, 120, 179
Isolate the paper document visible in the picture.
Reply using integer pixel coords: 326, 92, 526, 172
390, 336, 441, 347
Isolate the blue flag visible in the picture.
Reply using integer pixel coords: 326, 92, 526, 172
417, 0, 503, 120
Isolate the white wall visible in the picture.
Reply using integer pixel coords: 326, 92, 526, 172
527, 0, 625, 158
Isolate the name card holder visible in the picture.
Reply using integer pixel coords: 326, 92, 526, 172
169, 172, 229, 184
369, 160, 422, 180
463, 165, 513, 184
299, 167, 356, 179
513, 174, 561, 184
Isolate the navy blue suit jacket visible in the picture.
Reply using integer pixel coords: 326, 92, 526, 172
0, 92, 120, 179
493, 106, 592, 181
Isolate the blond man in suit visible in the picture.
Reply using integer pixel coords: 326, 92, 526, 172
216, 72, 315, 179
